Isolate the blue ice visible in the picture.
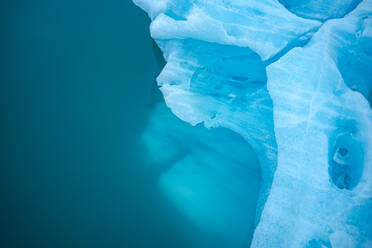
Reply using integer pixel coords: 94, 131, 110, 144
135, 0, 372, 247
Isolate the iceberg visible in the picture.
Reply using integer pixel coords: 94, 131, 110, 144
134, 0, 372, 247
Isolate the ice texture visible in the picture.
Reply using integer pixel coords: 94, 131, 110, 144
279, 0, 362, 21
134, 0, 372, 247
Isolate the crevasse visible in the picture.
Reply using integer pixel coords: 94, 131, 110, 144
134, 0, 372, 247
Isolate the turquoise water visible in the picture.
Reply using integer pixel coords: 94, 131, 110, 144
141, 104, 262, 247
0, 1, 188, 247
0, 1, 261, 247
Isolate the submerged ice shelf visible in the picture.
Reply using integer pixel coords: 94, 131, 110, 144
134, 0, 372, 247
141, 103, 262, 247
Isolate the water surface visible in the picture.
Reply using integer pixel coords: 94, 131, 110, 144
0, 1, 190, 247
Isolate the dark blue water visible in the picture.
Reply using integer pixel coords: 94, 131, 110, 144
0, 1, 195, 247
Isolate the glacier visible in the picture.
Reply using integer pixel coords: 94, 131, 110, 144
134, 0, 372, 247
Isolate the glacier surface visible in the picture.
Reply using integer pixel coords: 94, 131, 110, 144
134, 0, 372, 247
